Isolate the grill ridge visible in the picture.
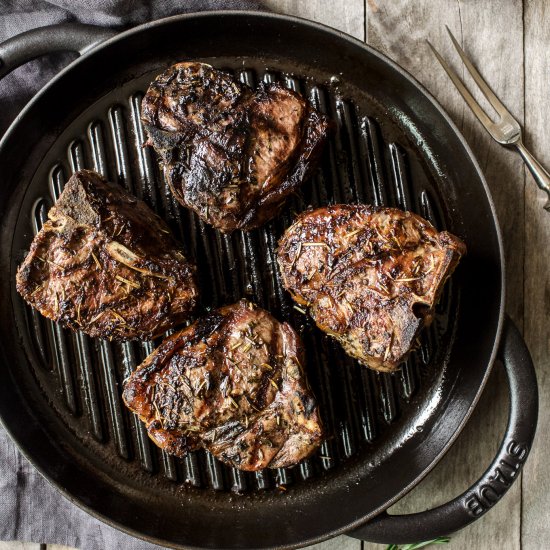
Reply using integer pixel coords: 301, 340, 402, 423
74, 332, 104, 440
97, 340, 130, 459
388, 142, 420, 401
121, 341, 154, 472
390, 143, 412, 211
19, 65, 454, 494
31, 179, 78, 414
129, 93, 158, 205
108, 106, 134, 193
360, 116, 389, 206
29, 199, 51, 368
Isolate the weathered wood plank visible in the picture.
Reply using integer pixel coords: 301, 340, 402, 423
309, 536, 363, 550
520, 1, 550, 549
363, 1, 525, 548
261, 0, 365, 40
0, 544, 40, 550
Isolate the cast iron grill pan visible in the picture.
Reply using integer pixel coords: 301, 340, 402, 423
16, 63, 455, 491
0, 12, 529, 550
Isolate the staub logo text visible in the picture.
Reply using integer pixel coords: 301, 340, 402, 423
464, 440, 528, 516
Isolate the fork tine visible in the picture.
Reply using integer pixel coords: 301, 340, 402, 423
426, 39, 495, 132
445, 26, 512, 120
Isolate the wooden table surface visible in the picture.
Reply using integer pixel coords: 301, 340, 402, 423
3, 1, 549, 549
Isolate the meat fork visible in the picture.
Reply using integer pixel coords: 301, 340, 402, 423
428, 26, 550, 212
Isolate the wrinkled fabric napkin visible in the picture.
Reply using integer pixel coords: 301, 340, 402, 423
0, 2, 261, 548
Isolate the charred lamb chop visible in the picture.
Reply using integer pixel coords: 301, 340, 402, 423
141, 62, 330, 232
277, 205, 466, 372
123, 300, 323, 470
16, 170, 198, 340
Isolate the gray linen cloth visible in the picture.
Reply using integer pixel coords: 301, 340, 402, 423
0, 1, 261, 548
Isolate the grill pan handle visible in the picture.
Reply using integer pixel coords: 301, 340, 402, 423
349, 315, 538, 544
0, 23, 117, 79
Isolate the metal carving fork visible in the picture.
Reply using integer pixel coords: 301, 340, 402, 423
428, 26, 550, 212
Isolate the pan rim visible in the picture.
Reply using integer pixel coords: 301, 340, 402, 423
0, 10, 506, 549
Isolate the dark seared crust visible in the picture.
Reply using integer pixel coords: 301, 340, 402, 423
141, 62, 331, 232
277, 205, 466, 372
122, 300, 323, 470
16, 170, 198, 340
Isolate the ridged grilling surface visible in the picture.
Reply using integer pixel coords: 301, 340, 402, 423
18, 67, 454, 493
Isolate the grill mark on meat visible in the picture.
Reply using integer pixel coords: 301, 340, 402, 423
141, 62, 331, 232
123, 300, 323, 471
277, 204, 466, 372
16, 170, 198, 340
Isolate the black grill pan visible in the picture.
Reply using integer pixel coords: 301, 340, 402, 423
0, 12, 538, 548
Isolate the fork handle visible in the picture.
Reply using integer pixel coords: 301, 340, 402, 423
515, 141, 550, 211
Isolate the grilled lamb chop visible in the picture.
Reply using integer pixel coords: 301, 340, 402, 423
141, 62, 330, 232
122, 300, 323, 470
277, 205, 466, 372
16, 170, 198, 340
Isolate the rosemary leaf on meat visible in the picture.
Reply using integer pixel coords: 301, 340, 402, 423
91, 251, 102, 270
